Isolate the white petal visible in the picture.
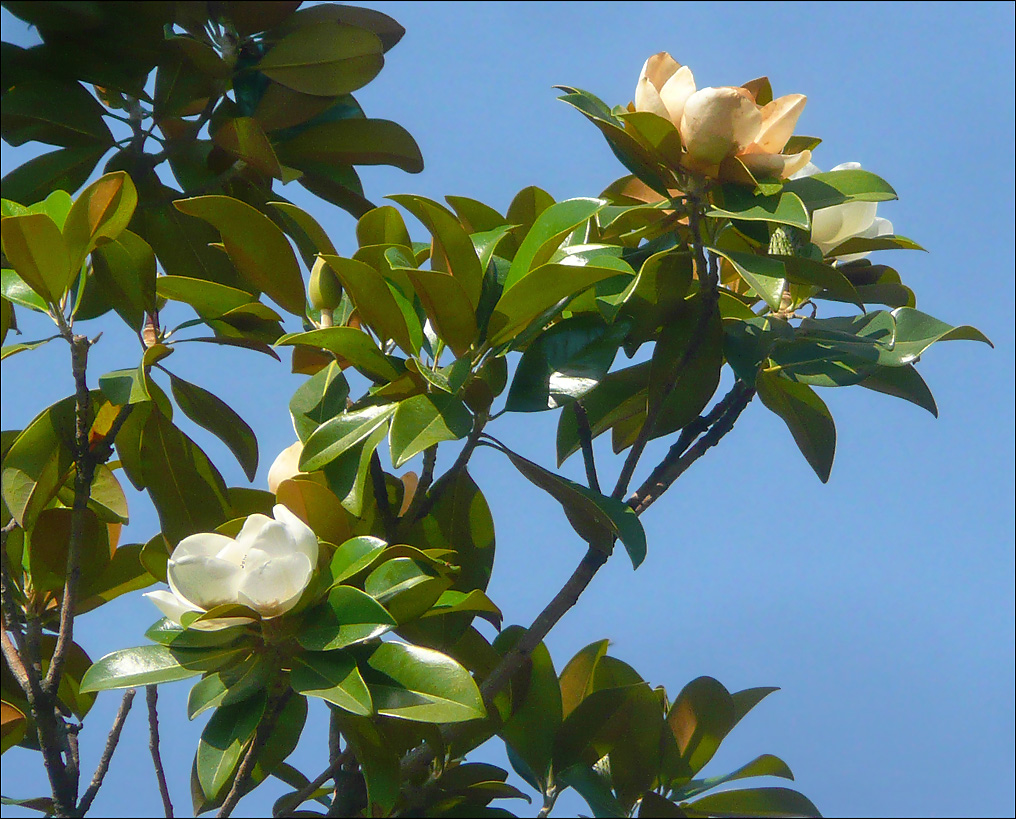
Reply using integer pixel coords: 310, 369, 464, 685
272, 504, 319, 565
268, 441, 305, 494
833, 216, 894, 264
835, 201, 879, 243
658, 65, 696, 125
236, 554, 313, 618
171, 532, 236, 562
234, 513, 273, 555
810, 206, 847, 252
635, 74, 670, 118
168, 555, 243, 612
643, 52, 682, 91
680, 86, 762, 167
830, 161, 862, 172
790, 160, 822, 180
753, 94, 807, 154
144, 590, 200, 627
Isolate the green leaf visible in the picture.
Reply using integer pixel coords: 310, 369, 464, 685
297, 585, 396, 651
139, 410, 232, 544
319, 254, 413, 352
0, 146, 105, 206
826, 233, 925, 257
615, 109, 683, 168
558, 763, 625, 818
301, 404, 397, 471
63, 171, 138, 273
196, 695, 267, 805
488, 262, 629, 346
858, 364, 937, 416
506, 314, 626, 412
156, 275, 255, 316
389, 394, 472, 468
290, 362, 351, 441
446, 195, 508, 233
145, 618, 250, 650
357, 205, 413, 248
187, 655, 272, 719
89, 229, 157, 330
878, 307, 992, 366
639, 792, 685, 817
677, 754, 794, 801
1, 78, 113, 148
2, 267, 49, 312
387, 194, 483, 307
80, 644, 247, 692
559, 639, 609, 718
364, 640, 485, 723
212, 117, 282, 178
683, 787, 820, 818
289, 652, 372, 719
276, 327, 401, 382
666, 676, 737, 780
173, 196, 306, 315
403, 267, 478, 357
364, 557, 450, 624
505, 198, 607, 290
1, 336, 56, 361
784, 168, 898, 210
707, 186, 810, 229
0, 212, 70, 303
257, 22, 384, 96
489, 443, 647, 568
322, 425, 388, 516
270, 201, 337, 256
334, 714, 400, 816
756, 370, 836, 483
168, 373, 259, 481
330, 536, 387, 584
710, 248, 784, 311
493, 626, 562, 789
277, 119, 424, 174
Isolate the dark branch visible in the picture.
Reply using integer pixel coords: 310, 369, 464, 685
76, 689, 136, 815
369, 452, 398, 544
574, 401, 601, 493
146, 686, 174, 818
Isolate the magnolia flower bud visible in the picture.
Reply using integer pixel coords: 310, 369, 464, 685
144, 504, 319, 629
268, 441, 306, 494
308, 257, 342, 311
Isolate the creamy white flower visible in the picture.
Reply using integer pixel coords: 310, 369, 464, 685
792, 161, 894, 263
634, 53, 811, 181
144, 504, 319, 630
268, 440, 306, 494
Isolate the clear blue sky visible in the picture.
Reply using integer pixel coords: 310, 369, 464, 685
2, 2, 1014, 817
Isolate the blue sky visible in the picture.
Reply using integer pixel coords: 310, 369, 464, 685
2, 2, 1014, 817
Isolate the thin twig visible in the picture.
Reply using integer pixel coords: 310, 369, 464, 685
573, 401, 601, 493
412, 411, 488, 522
398, 445, 438, 537
76, 689, 136, 815
146, 686, 174, 818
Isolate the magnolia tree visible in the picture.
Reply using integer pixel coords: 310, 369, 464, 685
0, 4, 992, 818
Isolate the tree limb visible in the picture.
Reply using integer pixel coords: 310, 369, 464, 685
76, 688, 136, 816
146, 686, 174, 818
574, 401, 600, 493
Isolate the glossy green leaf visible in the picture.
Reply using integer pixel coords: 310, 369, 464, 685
1, 336, 56, 360
387, 194, 483, 307
677, 754, 794, 801
173, 196, 305, 315
270, 201, 337, 255
364, 557, 450, 624
490, 443, 646, 567
553, 683, 643, 770
404, 268, 478, 356
301, 404, 397, 471
145, 618, 250, 650
0, 212, 69, 303
859, 364, 938, 416
63, 171, 138, 272
187, 655, 272, 719
196, 695, 267, 805
708, 185, 810, 229
756, 370, 836, 483
257, 22, 384, 96
297, 585, 396, 651
711, 248, 784, 310
364, 640, 485, 723
277, 119, 424, 174
322, 424, 388, 516
639, 791, 685, 817
290, 652, 373, 715
1, 78, 113, 148
506, 314, 626, 412
488, 262, 629, 346
290, 361, 351, 441
357, 205, 413, 248
0, 145, 105, 206
334, 714, 400, 815
879, 307, 992, 366
505, 198, 606, 290
80, 644, 247, 692
168, 373, 259, 481
558, 763, 625, 819
276, 327, 401, 382
212, 117, 282, 178
156, 275, 254, 316
1, 267, 49, 312
559, 640, 609, 718
666, 676, 736, 780
89, 229, 156, 329
319, 254, 413, 352
784, 168, 898, 210
389, 393, 472, 468
615, 109, 683, 168
683, 787, 820, 818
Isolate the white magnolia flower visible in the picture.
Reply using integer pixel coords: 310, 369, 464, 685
268, 440, 306, 494
634, 52, 811, 181
144, 504, 319, 630
792, 161, 894, 263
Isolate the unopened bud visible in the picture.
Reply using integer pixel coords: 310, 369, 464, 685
308, 257, 343, 311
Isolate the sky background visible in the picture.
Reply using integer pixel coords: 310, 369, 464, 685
2, 2, 1014, 817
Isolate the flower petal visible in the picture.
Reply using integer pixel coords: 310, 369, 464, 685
754, 94, 807, 153
233, 513, 274, 556
144, 590, 200, 627
643, 52, 682, 91
168, 555, 243, 612
830, 161, 862, 172
790, 160, 822, 180
268, 441, 305, 494
272, 504, 319, 565
680, 86, 762, 167
658, 65, 696, 126
739, 148, 812, 180
833, 216, 894, 264
171, 532, 237, 562
635, 72, 670, 118
236, 553, 313, 618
